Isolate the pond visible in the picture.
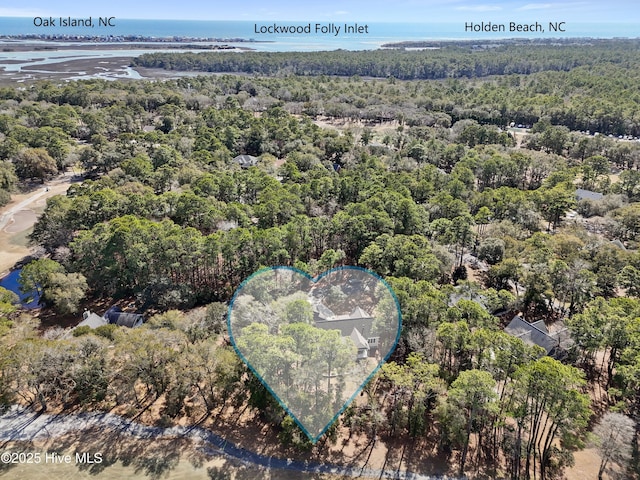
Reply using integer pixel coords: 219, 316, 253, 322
0, 268, 40, 309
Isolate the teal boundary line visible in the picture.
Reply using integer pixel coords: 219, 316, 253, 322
226, 265, 402, 443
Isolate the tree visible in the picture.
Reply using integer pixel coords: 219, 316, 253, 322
445, 369, 497, 476
30, 195, 74, 253
278, 414, 313, 450
449, 214, 474, 269
619, 265, 640, 297
19, 259, 87, 313
7, 339, 76, 411
46, 272, 88, 314
71, 336, 110, 405
487, 258, 522, 294
536, 183, 576, 230
121, 154, 153, 181
187, 342, 243, 412
509, 357, 590, 480
0, 160, 17, 191
381, 353, 444, 437
591, 412, 635, 480
13, 148, 58, 182
359, 234, 442, 282
185, 302, 227, 341
477, 237, 505, 265
613, 203, 640, 241
19, 258, 65, 302
284, 299, 313, 324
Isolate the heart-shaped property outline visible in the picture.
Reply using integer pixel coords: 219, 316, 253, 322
227, 265, 402, 443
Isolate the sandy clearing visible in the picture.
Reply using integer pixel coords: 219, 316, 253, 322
0, 175, 75, 275
565, 448, 603, 480
2, 210, 38, 234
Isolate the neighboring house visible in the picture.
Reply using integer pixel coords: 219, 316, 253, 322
76, 306, 144, 330
505, 315, 573, 359
105, 305, 144, 328
314, 304, 379, 359
575, 188, 604, 202
233, 154, 259, 168
77, 310, 108, 329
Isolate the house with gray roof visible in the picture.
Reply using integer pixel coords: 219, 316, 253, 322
314, 304, 379, 359
77, 311, 108, 329
76, 306, 144, 331
576, 188, 604, 202
505, 315, 573, 359
350, 327, 370, 360
233, 155, 259, 168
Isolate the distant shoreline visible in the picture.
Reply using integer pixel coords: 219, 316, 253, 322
0, 40, 258, 53
0, 33, 264, 44
381, 36, 638, 49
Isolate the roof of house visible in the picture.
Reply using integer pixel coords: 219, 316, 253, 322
315, 303, 335, 320
333, 306, 372, 321
110, 312, 144, 328
233, 155, 259, 168
350, 327, 368, 350
315, 304, 375, 339
77, 311, 108, 329
104, 305, 122, 320
314, 304, 373, 321
349, 307, 371, 319
505, 315, 562, 354
576, 188, 604, 201
530, 320, 548, 333
505, 315, 536, 336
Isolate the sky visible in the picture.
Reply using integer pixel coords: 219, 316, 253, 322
0, 0, 638, 23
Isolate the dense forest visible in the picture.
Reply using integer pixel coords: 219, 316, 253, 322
133, 39, 640, 80
1, 42, 640, 479
132, 40, 640, 135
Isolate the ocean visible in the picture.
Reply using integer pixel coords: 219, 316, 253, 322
1, 18, 639, 52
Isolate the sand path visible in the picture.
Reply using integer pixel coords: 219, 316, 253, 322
0, 405, 454, 480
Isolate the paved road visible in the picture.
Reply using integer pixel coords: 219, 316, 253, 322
0, 406, 462, 480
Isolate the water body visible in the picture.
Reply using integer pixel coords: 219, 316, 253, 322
0, 48, 183, 70
0, 268, 40, 309
1, 18, 639, 52
2, 18, 638, 80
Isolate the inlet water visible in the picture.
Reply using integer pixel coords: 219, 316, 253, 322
0, 269, 40, 309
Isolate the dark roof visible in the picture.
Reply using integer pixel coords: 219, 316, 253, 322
104, 305, 122, 320
505, 316, 559, 354
505, 315, 535, 336
108, 312, 144, 328
530, 320, 548, 333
